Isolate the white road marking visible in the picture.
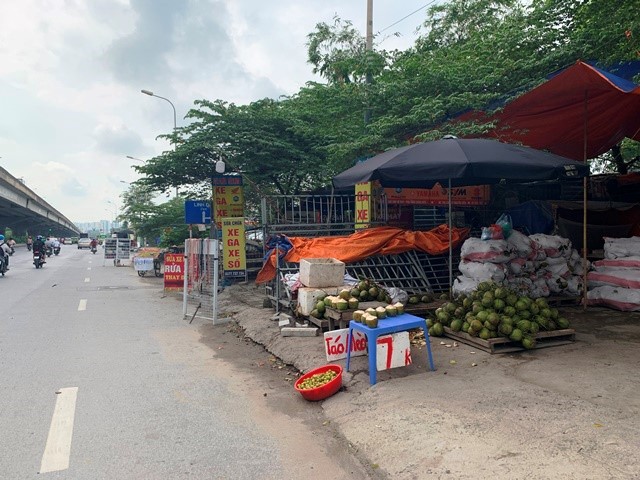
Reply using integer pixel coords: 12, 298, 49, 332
78, 299, 87, 311
87, 267, 91, 271
84, 277, 90, 283
40, 387, 78, 474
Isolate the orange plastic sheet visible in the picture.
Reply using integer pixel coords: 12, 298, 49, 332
256, 225, 470, 284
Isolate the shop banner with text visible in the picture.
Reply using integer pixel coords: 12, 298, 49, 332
163, 253, 184, 291
213, 175, 244, 226
222, 217, 246, 278
355, 182, 372, 229
384, 184, 490, 206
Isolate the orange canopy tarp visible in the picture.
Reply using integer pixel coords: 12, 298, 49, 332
255, 225, 470, 284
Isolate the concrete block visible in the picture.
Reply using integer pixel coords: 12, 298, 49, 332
300, 258, 345, 288
297, 287, 340, 316
280, 327, 319, 337
278, 318, 291, 328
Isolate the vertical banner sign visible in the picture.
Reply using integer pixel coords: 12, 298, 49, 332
221, 217, 246, 278
213, 175, 244, 227
163, 253, 184, 291
355, 182, 372, 229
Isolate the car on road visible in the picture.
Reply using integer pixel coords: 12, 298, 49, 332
77, 238, 92, 249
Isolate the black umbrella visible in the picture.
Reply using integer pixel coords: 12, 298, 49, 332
332, 138, 589, 190
332, 137, 590, 292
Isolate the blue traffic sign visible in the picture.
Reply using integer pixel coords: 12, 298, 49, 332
185, 200, 211, 224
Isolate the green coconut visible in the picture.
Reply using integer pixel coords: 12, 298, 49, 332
375, 306, 387, 319
385, 305, 398, 317
394, 302, 405, 315
336, 299, 349, 311
348, 297, 360, 310
352, 310, 365, 322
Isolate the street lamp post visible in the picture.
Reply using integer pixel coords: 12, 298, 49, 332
141, 89, 179, 197
126, 155, 145, 163
106, 200, 118, 230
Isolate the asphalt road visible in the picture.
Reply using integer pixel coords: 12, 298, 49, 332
0, 246, 374, 479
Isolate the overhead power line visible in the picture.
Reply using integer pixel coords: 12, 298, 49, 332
377, 0, 438, 34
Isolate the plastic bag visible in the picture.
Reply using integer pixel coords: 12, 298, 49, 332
496, 213, 513, 239
481, 224, 503, 240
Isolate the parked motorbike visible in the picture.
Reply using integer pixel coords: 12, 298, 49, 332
54, 246, 61, 256
0, 255, 7, 276
33, 252, 45, 269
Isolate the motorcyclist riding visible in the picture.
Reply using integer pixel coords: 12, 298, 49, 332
0, 234, 10, 270
26, 235, 33, 251
33, 235, 47, 263
90, 238, 98, 253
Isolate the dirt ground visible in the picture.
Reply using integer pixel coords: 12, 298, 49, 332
201, 283, 640, 480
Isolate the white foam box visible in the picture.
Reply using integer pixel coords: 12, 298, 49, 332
297, 287, 340, 316
299, 258, 346, 288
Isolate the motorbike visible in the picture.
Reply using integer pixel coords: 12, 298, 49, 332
27, 243, 32, 252
91, 245, 97, 254
0, 255, 7, 276
8, 246, 14, 256
54, 245, 61, 255
33, 252, 45, 269
46, 246, 53, 257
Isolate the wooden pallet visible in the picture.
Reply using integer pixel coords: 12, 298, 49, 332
546, 295, 582, 307
443, 327, 576, 354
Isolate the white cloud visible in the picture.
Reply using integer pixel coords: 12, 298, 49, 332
0, 0, 426, 224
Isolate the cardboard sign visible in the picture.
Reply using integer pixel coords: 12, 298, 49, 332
376, 331, 412, 371
133, 257, 154, 272
163, 253, 184, 291
384, 184, 490, 206
323, 329, 368, 362
221, 217, 246, 278
355, 182, 372, 229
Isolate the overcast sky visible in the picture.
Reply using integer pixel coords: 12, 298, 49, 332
0, 0, 431, 224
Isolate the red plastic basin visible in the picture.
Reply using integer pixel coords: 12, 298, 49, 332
294, 364, 343, 401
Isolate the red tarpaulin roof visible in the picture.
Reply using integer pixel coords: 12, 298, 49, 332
457, 61, 640, 161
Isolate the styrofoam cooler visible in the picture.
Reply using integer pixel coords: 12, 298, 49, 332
300, 258, 345, 288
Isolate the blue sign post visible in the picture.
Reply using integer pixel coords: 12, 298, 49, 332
185, 200, 211, 224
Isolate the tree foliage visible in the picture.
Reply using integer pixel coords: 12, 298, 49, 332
135, 0, 640, 212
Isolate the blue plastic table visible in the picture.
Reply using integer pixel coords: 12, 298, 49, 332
346, 313, 436, 385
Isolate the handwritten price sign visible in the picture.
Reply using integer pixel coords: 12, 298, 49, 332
324, 329, 367, 362
376, 332, 412, 371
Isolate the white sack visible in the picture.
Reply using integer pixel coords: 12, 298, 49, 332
458, 260, 506, 282
587, 285, 640, 311
452, 275, 480, 296
587, 267, 640, 289
593, 256, 640, 270
461, 238, 515, 264
530, 234, 572, 258
604, 236, 640, 259
506, 230, 534, 258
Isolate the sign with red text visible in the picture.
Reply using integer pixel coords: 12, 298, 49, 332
213, 175, 244, 226
376, 332, 412, 371
163, 253, 184, 291
221, 217, 246, 278
324, 329, 368, 362
384, 184, 490, 206
355, 182, 372, 229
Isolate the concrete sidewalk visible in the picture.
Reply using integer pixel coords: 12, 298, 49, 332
216, 283, 640, 479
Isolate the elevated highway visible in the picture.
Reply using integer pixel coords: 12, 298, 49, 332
0, 166, 79, 237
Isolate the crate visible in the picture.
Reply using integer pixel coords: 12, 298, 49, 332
300, 258, 345, 288
443, 327, 576, 354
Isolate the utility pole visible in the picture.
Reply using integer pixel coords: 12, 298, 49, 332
364, 0, 373, 126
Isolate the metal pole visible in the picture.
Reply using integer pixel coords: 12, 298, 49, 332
210, 176, 219, 324
582, 90, 589, 310
182, 238, 189, 318
448, 178, 453, 298
364, 0, 373, 126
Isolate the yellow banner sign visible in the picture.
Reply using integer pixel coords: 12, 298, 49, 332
222, 217, 246, 278
214, 184, 244, 226
355, 182, 372, 229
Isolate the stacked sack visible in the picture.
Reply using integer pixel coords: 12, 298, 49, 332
587, 236, 640, 311
453, 231, 587, 298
